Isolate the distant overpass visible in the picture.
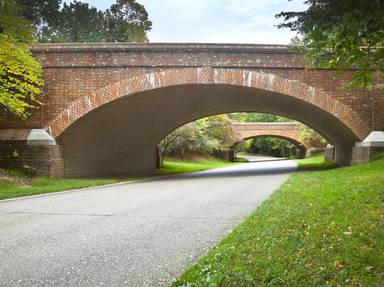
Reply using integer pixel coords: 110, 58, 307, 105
232, 122, 307, 158
232, 122, 305, 145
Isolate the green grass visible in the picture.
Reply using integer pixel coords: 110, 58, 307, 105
171, 155, 384, 287
0, 158, 236, 200
157, 158, 237, 176
0, 177, 143, 200
295, 155, 337, 170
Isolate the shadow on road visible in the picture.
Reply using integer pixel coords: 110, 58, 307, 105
237, 158, 292, 163
157, 159, 297, 181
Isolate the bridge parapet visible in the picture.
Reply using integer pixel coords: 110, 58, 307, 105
232, 122, 300, 131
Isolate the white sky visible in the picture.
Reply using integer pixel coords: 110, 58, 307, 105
65, 0, 306, 44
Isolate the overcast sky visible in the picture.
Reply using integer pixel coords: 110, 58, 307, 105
69, 0, 306, 44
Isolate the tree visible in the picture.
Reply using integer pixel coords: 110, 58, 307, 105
158, 123, 196, 165
0, 0, 43, 117
52, 1, 105, 43
201, 115, 240, 150
16, 0, 61, 41
0, 0, 33, 42
158, 115, 241, 164
276, 0, 384, 89
243, 137, 297, 158
27, 0, 152, 43
299, 124, 327, 147
105, 0, 152, 42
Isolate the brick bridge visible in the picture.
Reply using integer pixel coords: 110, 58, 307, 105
0, 43, 383, 177
232, 122, 308, 158
233, 122, 303, 145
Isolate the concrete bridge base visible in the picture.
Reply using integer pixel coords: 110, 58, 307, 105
352, 131, 384, 164
351, 146, 384, 164
322, 144, 354, 165
325, 131, 384, 165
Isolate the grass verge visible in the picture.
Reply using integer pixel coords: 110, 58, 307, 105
295, 155, 337, 170
156, 158, 238, 176
171, 155, 384, 286
0, 177, 143, 200
1, 157, 238, 200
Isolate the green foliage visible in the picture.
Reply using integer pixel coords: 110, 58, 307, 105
299, 124, 327, 147
104, 0, 152, 42
0, 35, 43, 117
0, 0, 43, 117
171, 155, 384, 286
277, 0, 384, 89
18, 0, 152, 43
159, 123, 197, 164
159, 115, 240, 163
228, 112, 291, 123
50, 1, 105, 43
16, 0, 61, 40
197, 115, 239, 150
238, 137, 297, 158
0, 0, 34, 42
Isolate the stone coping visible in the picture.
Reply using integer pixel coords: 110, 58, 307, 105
0, 129, 56, 145
30, 42, 298, 54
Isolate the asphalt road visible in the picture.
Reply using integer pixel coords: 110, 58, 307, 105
0, 156, 297, 287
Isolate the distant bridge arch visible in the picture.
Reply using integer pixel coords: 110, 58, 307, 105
232, 122, 308, 158
232, 122, 306, 147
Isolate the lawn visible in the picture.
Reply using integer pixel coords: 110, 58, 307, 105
295, 154, 337, 170
171, 155, 384, 286
156, 158, 238, 176
0, 157, 237, 200
0, 177, 130, 200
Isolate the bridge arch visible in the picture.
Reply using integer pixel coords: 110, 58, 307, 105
49, 67, 366, 177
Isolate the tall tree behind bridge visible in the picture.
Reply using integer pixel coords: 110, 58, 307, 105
16, 0, 61, 40
276, 0, 384, 89
16, 0, 152, 43
104, 0, 152, 42
52, 1, 105, 43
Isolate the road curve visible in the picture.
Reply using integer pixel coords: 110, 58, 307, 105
0, 157, 296, 287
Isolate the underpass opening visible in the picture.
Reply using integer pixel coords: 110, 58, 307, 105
235, 135, 308, 160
